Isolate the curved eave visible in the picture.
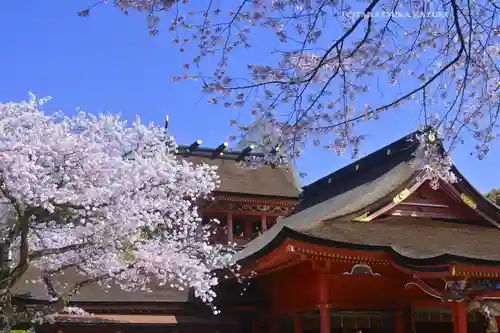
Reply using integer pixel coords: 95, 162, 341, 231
238, 226, 500, 274
235, 160, 417, 262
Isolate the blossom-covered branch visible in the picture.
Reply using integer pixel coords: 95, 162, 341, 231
82, 0, 499, 167
0, 94, 234, 331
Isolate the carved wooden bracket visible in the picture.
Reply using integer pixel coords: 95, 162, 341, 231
342, 263, 381, 276
205, 199, 295, 213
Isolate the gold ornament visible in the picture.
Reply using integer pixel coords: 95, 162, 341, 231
393, 188, 411, 204
353, 212, 372, 222
461, 193, 477, 209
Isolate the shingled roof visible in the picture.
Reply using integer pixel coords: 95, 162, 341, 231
303, 217, 500, 262
176, 145, 300, 198
12, 266, 189, 303
235, 130, 500, 266
294, 131, 420, 212
233, 216, 500, 273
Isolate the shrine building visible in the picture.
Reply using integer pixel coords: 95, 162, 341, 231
226, 130, 500, 333
15, 140, 300, 333
15, 131, 500, 333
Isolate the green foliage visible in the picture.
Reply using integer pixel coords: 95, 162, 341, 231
485, 189, 500, 206
119, 246, 136, 263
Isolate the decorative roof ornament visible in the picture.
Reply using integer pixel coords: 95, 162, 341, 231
342, 264, 381, 276
410, 128, 457, 190
393, 188, 411, 204
460, 193, 478, 210
353, 212, 372, 222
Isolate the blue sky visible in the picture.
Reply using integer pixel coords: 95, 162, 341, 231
0, 1, 498, 192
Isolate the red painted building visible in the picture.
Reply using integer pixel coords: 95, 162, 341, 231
17, 132, 500, 333
230, 131, 500, 333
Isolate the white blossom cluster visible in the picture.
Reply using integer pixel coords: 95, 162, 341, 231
411, 130, 457, 189
0, 94, 235, 328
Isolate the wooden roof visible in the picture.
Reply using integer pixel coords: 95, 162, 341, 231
176, 146, 300, 198
233, 218, 500, 275
235, 131, 500, 267
294, 131, 419, 212
303, 217, 500, 262
12, 266, 190, 303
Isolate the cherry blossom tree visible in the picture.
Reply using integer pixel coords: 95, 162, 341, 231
0, 93, 234, 332
81, 0, 499, 169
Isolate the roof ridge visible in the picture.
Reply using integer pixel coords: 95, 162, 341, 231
303, 130, 421, 191
294, 131, 421, 213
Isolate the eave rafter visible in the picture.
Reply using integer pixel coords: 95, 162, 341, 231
205, 194, 296, 215
452, 264, 500, 278
243, 237, 500, 281
286, 243, 390, 267
214, 194, 297, 207
241, 242, 300, 276
241, 241, 393, 277
288, 242, 454, 279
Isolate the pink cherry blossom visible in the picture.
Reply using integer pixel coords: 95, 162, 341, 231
81, 0, 499, 175
0, 93, 234, 330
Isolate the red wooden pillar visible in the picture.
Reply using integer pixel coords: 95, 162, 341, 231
226, 212, 233, 244
261, 214, 268, 233
409, 307, 415, 333
252, 317, 260, 333
452, 301, 468, 333
409, 306, 415, 333
319, 273, 330, 333
294, 316, 302, 333
270, 318, 280, 333
394, 311, 405, 333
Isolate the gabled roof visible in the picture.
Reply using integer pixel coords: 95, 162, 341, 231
294, 132, 419, 213
176, 146, 300, 199
235, 131, 500, 266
